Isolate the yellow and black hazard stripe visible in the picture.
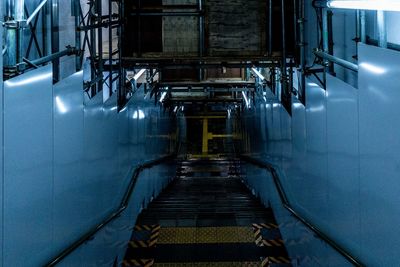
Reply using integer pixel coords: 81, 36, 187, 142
252, 224, 285, 247
261, 256, 291, 266
261, 238, 285, 247
252, 223, 279, 230
148, 225, 160, 247
130, 225, 160, 248
122, 258, 154, 267
129, 240, 149, 248
253, 227, 264, 247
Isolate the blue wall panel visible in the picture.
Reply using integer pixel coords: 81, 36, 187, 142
358, 44, 400, 266
83, 93, 106, 225
117, 104, 132, 198
325, 74, 361, 254
3, 65, 54, 266
103, 95, 120, 210
57, 87, 176, 266
301, 81, 328, 221
53, 71, 85, 252
242, 75, 361, 265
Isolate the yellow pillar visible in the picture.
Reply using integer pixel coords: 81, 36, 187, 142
202, 118, 208, 154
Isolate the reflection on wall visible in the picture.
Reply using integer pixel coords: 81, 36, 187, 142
0, 67, 176, 266
240, 44, 400, 266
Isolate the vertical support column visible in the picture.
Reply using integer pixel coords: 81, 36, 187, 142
15, 0, 25, 65
321, 8, 330, 89
198, 0, 204, 81
4, 0, 25, 71
327, 10, 334, 73
322, 8, 329, 56
377, 10, 387, 48
137, 0, 142, 57
298, 0, 306, 105
118, 0, 124, 107
89, 2, 96, 96
280, 0, 291, 115
51, 0, 60, 81
73, 0, 81, 71
202, 118, 208, 155
360, 10, 366, 43
108, 0, 113, 96
268, 0, 272, 55
97, 0, 104, 93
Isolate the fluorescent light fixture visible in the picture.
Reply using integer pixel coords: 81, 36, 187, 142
359, 62, 386, 74
174, 106, 178, 113
327, 0, 400, 11
251, 68, 265, 81
159, 92, 167, 103
133, 69, 146, 81
242, 91, 250, 108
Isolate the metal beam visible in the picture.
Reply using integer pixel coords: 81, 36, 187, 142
130, 11, 202, 16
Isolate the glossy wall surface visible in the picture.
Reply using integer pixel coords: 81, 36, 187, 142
0, 68, 176, 266
240, 44, 400, 266
4, 65, 54, 266
0, 6, 3, 266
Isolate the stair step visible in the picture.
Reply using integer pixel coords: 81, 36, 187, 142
122, 159, 291, 266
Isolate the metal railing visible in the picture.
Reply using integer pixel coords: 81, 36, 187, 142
239, 154, 364, 267
45, 154, 176, 267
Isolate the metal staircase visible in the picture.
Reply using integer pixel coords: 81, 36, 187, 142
122, 158, 292, 267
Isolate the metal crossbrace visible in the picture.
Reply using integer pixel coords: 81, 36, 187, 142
77, 0, 124, 107
24, 5, 43, 59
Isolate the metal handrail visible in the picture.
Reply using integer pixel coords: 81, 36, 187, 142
239, 154, 365, 267
45, 154, 176, 267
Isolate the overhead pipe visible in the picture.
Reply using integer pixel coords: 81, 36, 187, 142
20, 46, 78, 69
314, 50, 358, 72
